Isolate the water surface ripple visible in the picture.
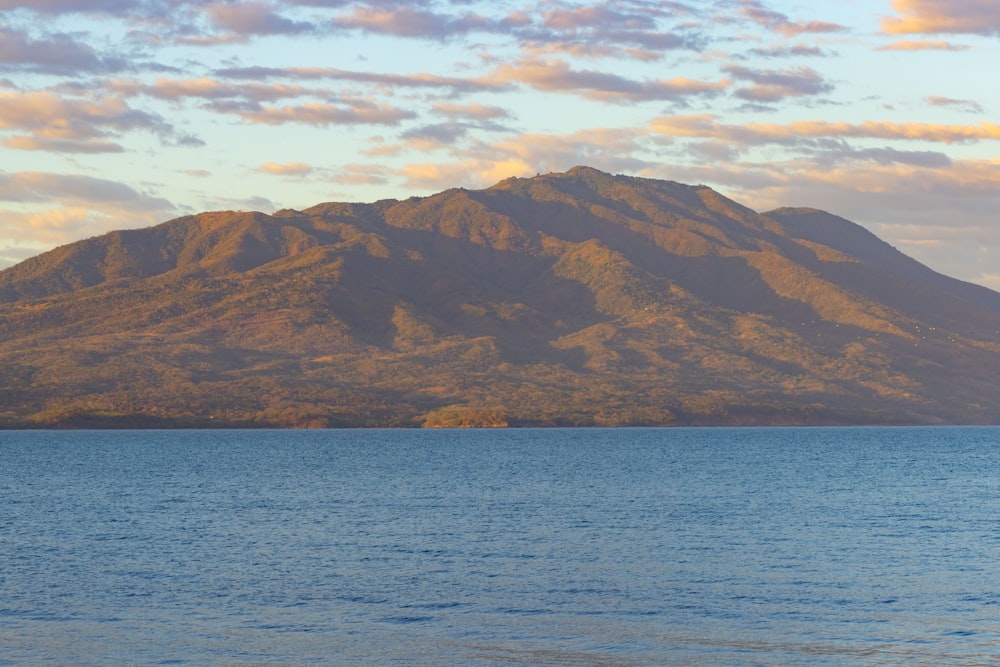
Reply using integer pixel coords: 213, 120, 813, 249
2, 427, 999, 665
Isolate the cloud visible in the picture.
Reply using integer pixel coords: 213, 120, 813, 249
0, 0, 137, 14
174, 2, 321, 47
725, 65, 833, 102
1, 135, 125, 153
329, 162, 391, 186
976, 274, 1000, 292
110, 76, 312, 102
285, 0, 350, 6
370, 103, 515, 158
205, 2, 316, 36
0, 171, 173, 209
189, 191, 279, 213
664, 159, 1000, 225
534, 3, 699, 55
882, 0, 1000, 35
0, 170, 176, 249
737, 0, 848, 36
927, 95, 983, 113
0, 243, 46, 269
687, 140, 741, 163
541, 4, 656, 32
0, 0, 318, 31
0, 90, 174, 152
650, 114, 1000, 145
396, 126, 653, 190
214, 65, 511, 94
0, 207, 96, 249
332, 5, 493, 39
171, 133, 206, 147
518, 41, 645, 61
173, 32, 255, 47
876, 39, 970, 50
431, 101, 511, 121
400, 122, 468, 146
399, 161, 491, 190
327, 1, 701, 58
257, 161, 314, 176
109, 75, 426, 130
367, 121, 476, 158
808, 146, 953, 168
0, 26, 128, 75
206, 98, 415, 126
747, 44, 827, 58
489, 57, 728, 102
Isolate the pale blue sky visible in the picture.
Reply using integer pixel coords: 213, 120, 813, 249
2, 0, 1000, 289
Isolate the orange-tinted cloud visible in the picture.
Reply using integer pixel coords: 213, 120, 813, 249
725, 65, 833, 102
0, 170, 176, 251
257, 162, 313, 176
365, 121, 481, 158
0, 201, 170, 254
651, 114, 1000, 145
977, 273, 1000, 292
876, 39, 970, 50
329, 163, 391, 186
927, 95, 983, 113
111, 77, 310, 102
542, 4, 654, 31
2, 135, 124, 153
399, 161, 496, 190
489, 57, 728, 102
737, 0, 847, 36
396, 127, 652, 190
329, 2, 699, 58
0, 90, 172, 152
206, 2, 315, 36
431, 101, 511, 121
882, 0, 1000, 35
0, 208, 97, 258
208, 99, 415, 126
333, 6, 490, 39
400, 123, 467, 146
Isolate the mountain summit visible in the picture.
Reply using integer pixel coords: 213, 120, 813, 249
3, 166, 999, 427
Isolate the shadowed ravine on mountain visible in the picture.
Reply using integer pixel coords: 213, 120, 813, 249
2, 166, 999, 428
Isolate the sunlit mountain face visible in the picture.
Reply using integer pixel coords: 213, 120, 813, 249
3, 168, 999, 428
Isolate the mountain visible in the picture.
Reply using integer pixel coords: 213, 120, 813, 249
2, 166, 999, 428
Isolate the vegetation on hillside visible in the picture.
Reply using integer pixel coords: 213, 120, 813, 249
2, 166, 999, 427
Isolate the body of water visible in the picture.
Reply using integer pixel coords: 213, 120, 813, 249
2, 427, 1000, 665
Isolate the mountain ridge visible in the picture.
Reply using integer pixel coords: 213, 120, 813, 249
2, 166, 999, 428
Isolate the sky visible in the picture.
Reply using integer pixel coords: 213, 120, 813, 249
2, 0, 1000, 290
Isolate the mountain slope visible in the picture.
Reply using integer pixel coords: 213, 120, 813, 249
2, 166, 999, 427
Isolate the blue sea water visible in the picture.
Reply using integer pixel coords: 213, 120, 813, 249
2, 427, 1000, 666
